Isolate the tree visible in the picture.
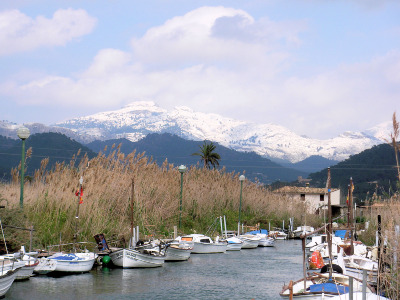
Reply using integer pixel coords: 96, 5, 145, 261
386, 112, 400, 185
192, 141, 221, 169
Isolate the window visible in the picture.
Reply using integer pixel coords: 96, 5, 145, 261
301, 194, 305, 201
320, 194, 324, 201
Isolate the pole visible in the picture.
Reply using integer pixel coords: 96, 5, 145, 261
377, 214, 382, 294
239, 179, 243, 232
327, 168, 333, 279
362, 269, 367, 300
219, 216, 223, 236
349, 177, 354, 255
223, 215, 227, 239
302, 237, 307, 293
19, 138, 26, 209
179, 171, 184, 229
130, 178, 135, 248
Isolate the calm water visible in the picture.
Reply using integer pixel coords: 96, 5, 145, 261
8, 240, 304, 300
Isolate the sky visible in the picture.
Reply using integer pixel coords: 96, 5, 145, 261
0, 0, 399, 139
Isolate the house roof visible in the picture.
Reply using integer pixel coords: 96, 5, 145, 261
273, 186, 339, 195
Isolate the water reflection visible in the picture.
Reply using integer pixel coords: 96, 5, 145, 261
8, 240, 304, 299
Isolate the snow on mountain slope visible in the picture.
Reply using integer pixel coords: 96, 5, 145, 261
54, 101, 384, 163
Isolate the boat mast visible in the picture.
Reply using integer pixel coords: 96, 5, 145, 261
349, 177, 354, 255
327, 168, 333, 279
130, 178, 135, 249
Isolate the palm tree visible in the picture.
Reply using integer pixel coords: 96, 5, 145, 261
192, 141, 221, 169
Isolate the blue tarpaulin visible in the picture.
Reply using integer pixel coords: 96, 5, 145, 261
309, 282, 349, 294
334, 230, 349, 239
245, 229, 269, 235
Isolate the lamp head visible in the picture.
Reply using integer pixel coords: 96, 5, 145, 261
178, 165, 187, 174
17, 126, 30, 140
239, 175, 245, 181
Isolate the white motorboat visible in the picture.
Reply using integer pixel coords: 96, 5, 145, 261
256, 234, 275, 247
180, 234, 227, 254
239, 234, 260, 249
293, 226, 315, 239
2, 252, 38, 280
15, 259, 39, 280
47, 252, 97, 273
109, 248, 165, 268
164, 240, 192, 261
226, 237, 243, 251
34, 257, 58, 275
269, 230, 288, 240
334, 249, 378, 286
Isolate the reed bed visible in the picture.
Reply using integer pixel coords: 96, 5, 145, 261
0, 146, 310, 250
363, 197, 400, 299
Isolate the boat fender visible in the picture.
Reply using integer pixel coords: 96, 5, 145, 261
320, 264, 343, 274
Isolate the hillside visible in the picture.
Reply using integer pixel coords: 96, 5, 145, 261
307, 143, 399, 203
87, 133, 308, 183
0, 133, 97, 181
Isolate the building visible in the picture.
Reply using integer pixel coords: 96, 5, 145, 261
273, 185, 341, 215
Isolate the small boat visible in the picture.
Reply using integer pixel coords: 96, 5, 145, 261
293, 226, 315, 239
109, 248, 165, 268
269, 229, 288, 240
47, 252, 97, 273
34, 257, 57, 275
164, 240, 192, 261
245, 230, 275, 247
334, 249, 378, 286
280, 272, 374, 299
0, 268, 20, 298
239, 234, 261, 249
226, 237, 243, 251
180, 234, 227, 254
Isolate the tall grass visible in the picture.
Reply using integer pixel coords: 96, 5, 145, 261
0, 145, 310, 249
363, 197, 400, 299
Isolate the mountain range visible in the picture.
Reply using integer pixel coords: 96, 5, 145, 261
1, 101, 392, 163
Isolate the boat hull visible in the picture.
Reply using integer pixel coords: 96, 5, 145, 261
226, 243, 243, 251
34, 258, 57, 275
0, 269, 18, 297
49, 253, 96, 273
15, 261, 39, 280
110, 249, 165, 268
165, 246, 191, 261
191, 242, 227, 254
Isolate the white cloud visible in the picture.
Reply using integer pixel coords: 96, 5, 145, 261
0, 8, 96, 55
1, 5, 399, 138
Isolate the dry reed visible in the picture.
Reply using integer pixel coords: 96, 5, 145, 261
0, 147, 317, 250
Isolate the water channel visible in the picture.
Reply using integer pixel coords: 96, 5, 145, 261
8, 240, 305, 299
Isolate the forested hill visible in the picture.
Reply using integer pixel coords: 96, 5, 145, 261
308, 143, 399, 203
87, 133, 308, 183
0, 133, 97, 181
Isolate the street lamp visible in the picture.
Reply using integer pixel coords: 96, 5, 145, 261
238, 175, 245, 235
178, 165, 187, 229
17, 126, 30, 209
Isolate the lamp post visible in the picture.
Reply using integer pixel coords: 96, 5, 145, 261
238, 175, 245, 235
17, 126, 30, 209
178, 165, 187, 229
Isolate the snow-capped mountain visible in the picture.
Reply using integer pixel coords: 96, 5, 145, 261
52, 101, 387, 163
